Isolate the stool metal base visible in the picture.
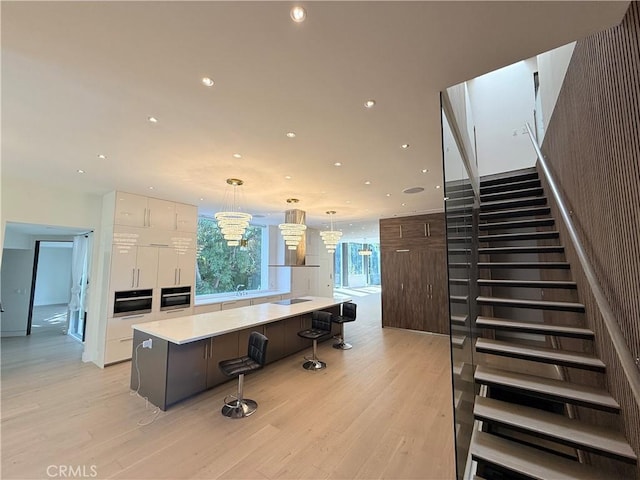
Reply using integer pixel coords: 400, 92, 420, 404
222, 398, 258, 418
303, 359, 326, 370
333, 341, 353, 350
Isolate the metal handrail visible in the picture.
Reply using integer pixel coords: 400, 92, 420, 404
525, 122, 640, 409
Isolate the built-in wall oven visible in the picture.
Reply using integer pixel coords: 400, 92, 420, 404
113, 289, 153, 317
160, 286, 191, 312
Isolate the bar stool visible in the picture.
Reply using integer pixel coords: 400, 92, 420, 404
218, 331, 268, 418
297, 311, 332, 370
332, 302, 357, 349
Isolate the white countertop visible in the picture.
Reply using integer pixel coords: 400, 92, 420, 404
194, 290, 287, 306
132, 296, 347, 345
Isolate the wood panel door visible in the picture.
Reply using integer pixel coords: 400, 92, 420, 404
425, 247, 449, 335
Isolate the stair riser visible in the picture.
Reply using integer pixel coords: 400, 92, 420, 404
479, 232, 559, 242
476, 323, 593, 339
479, 247, 565, 254
478, 280, 577, 289
477, 299, 584, 312
481, 171, 539, 187
479, 219, 555, 230
475, 347, 605, 372
475, 381, 620, 414
481, 197, 548, 212
481, 179, 541, 195
481, 188, 544, 203
478, 263, 570, 270
480, 207, 551, 221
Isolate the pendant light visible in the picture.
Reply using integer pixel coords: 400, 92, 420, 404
278, 199, 307, 250
214, 178, 252, 247
321, 210, 342, 254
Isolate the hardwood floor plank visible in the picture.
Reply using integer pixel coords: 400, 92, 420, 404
1, 293, 455, 480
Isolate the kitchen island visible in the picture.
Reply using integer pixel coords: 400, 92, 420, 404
130, 296, 345, 410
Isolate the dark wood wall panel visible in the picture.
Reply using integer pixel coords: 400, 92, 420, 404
541, 2, 640, 471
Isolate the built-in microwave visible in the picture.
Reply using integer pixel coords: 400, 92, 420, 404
113, 289, 153, 317
160, 286, 191, 312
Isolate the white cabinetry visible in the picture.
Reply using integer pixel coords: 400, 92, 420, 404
110, 245, 158, 291
114, 192, 197, 232
157, 248, 196, 287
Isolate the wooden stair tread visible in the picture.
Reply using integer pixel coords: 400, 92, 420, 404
480, 206, 550, 220
474, 364, 620, 413
479, 246, 565, 254
480, 178, 541, 195
476, 296, 584, 312
476, 317, 594, 339
450, 295, 468, 303
474, 396, 636, 463
478, 261, 570, 269
478, 278, 576, 288
452, 335, 466, 348
451, 315, 468, 325
479, 218, 554, 230
454, 390, 463, 409
480, 196, 548, 212
471, 430, 613, 480
449, 278, 469, 284
475, 338, 605, 371
480, 170, 539, 187
481, 187, 544, 202
479, 230, 559, 241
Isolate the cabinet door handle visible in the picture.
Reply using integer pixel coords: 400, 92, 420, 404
175, 212, 178, 231
131, 268, 136, 288
178, 268, 181, 285
428, 223, 431, 237
120, 314, 144, 320
424, 223, 427, 237
174, 268, 178, 285
119, 337, 134, 342
401, 282, 404, 291
203, 342, 208, 359
399, 225, 403, 238
136, 269, 140, 287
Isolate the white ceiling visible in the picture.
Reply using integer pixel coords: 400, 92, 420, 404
1, 1, 628, 242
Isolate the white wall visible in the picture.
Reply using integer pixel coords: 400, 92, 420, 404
1, 176, 106, 365
34, 243, 73, 306
467, 60, 538, 176
537, 42, 576, 141
1, 248, 34, 336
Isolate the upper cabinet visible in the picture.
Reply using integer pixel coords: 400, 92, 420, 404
379, 213, 445, 250
114, 192, 197, 232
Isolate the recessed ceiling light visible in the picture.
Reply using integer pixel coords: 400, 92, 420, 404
97, 154, 106, 160
386, 193, 391, 197
200, 198, 204, 201
286, 131, 296, 138
148, 116, 158, 123
77, 169, 85, 174
233, 153, 242, 159
334, 162, 342, 167
364, 181, 371, 185
346, 200, 351, 204
202, 77, 214, 87
436, 185, 441, 189
285, 175, 292, 180
290, 6, 306, 22
364, 99, 376, 109
402, 203, 407, 206
149, 186, 154, 190
421, 168, 428, 173
401, 144, 410, 149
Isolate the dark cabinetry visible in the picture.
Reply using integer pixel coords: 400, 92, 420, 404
380, 213, 449, 334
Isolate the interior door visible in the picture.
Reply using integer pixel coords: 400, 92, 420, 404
381, 250, 407, 328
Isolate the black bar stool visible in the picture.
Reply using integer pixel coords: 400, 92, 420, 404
332, 302, 357, 349
218, 331, 268, 418
297, 311, 332, 370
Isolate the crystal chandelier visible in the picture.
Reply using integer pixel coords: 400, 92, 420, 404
320, 210, 342, 254
278, 199, 306, 250
214, 178, 252, 247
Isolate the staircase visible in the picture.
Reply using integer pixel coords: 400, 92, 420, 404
450, 168, 638, 479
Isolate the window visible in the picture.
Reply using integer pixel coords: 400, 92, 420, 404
195, 217, 266, 296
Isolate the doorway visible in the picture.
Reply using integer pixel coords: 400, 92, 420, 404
1, 222, 92, 342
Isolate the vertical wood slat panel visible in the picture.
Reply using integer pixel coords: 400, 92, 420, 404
541, 3, 640, 475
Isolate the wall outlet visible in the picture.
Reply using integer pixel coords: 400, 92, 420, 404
142, 339, 152, 349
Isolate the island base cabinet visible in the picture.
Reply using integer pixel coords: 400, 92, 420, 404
264, 321, 286, 363
206, 332, 240, 388
130, 331, 171, 410
166, 339, 208, 406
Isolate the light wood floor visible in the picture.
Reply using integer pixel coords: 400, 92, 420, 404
1, 293, 455, 480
